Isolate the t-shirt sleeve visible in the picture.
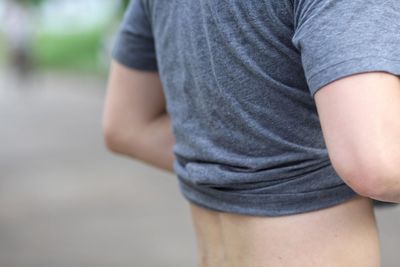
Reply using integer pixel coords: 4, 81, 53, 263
112, 0, 158, 71
291, 0, 400, 97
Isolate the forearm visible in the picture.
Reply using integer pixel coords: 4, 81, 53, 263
106, 113, 176, 173
135, 113, 176, 172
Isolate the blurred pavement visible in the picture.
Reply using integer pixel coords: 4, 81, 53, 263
0, 69, 197, 267
0, 69, 399, 266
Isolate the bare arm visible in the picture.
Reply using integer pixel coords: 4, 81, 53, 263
102, 60, 176, 173
314, 71, 400, 202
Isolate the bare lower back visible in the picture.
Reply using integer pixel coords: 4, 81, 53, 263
189, 195, 380, 267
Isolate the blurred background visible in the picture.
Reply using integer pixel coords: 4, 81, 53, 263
0, 0, 399, 266
0, 0, 196, 266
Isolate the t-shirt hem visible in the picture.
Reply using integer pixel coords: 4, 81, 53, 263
308, 56, 400, 97
176, 175, 358, 217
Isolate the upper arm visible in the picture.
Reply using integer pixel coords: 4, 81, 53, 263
103, 0, 164, 137
103, 60, 165, 137
291, 0, 400, 191
314, 72, 400, 190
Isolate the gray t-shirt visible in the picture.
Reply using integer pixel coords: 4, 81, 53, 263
113, 0, 400, 216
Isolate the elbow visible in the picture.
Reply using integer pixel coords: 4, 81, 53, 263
102, 124, 136, 155
356, 179, 400, 203
348, 173, 396, 201
103, 126, 124, 153
334, 156, 400, 202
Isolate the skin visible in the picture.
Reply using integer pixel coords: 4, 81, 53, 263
314, 72, 400, 202
102, 61, 175, 172
102, 61, 383, 266
190, 196, 380, 267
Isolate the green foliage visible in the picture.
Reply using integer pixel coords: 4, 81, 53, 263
0, 35, 6, 65
122, 0, 129, 10
116, 0, 130, 17
15, 0, 43, 6
31, 28, 105, 73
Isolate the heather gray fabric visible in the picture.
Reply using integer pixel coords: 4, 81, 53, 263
113, 0, 400, 216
